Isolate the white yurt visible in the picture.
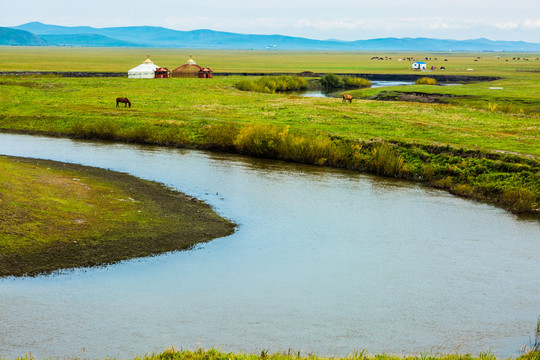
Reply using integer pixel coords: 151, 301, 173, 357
128, 56, 160, 78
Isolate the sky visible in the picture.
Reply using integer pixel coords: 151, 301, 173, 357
2, 0, 540, 42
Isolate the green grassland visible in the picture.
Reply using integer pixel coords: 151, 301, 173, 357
352, 72, 540, 116
0, 47, 539, 215
0, 46, 538, 74
0, 155, 235, 276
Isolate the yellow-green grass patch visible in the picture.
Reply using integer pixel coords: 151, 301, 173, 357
0, 155, 235, 276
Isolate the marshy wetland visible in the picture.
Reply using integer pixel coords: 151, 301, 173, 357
0, 48, 539, 359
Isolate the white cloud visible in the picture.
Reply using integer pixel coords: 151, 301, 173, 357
523, 19, 540, 29
495, 22, 519, 29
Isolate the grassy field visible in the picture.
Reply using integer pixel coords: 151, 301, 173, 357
0, 47, 539, 215
351, 72, 540, 116
0, 46, 539, 74
0, 155, 235, 276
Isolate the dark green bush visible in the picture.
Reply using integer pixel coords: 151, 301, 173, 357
320, 74, 371, 89
320, 73, 344, 88
236, 76, 308, 93
416, 77, 437, 85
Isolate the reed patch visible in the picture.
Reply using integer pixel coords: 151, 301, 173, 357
236, 76, 308, 93
415, 77, 437, 85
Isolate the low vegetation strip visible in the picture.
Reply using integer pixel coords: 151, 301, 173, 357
0, 155, 236, 277
86, 346, 540, 360
45, 119, 540, 215
204, 124, 539, 215
4, 316, 540, 359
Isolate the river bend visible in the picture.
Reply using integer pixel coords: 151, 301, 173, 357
0, 133, 539, 359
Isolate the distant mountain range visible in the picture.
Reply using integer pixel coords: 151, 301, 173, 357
0, 27, 49, 46
2, 22, 540, 51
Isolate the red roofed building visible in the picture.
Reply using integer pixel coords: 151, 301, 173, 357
172, 56, 212, 78
198, 67, 213, 78
155, 67, 170, 78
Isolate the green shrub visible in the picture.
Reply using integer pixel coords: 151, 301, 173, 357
501, 186, 538, 213
71, 119, 119, 140
156, 127, 189, 146
370, 143, 406, 177
236, 76, 308, 93
320, 74, 371, 89
416, 77, 437, 85
320, 73, 344, 88
343, 76, 372, 87
126, 123, 153, 143
234, 123, 286, 157
203, 123, 240, 150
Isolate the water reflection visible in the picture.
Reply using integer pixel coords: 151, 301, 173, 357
0, 133, 538, 359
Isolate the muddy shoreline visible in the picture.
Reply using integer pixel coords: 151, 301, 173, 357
0, 155, 236, 277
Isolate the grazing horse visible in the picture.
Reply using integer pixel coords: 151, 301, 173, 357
116, 97, 131, 108
342, 94, 353, 103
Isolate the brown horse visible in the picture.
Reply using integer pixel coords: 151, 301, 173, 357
342, 94, 353, 103
116, 97, 131, 108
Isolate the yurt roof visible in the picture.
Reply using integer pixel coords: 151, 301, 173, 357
185, 55, 196, 65
172, 63, 202, 72
128, 57, 160, 73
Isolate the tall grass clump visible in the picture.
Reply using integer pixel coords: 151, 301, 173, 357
320, 74, 371, 89
369, 143, 406, 177
415, 77, 437, 85
500, 186, 538, 213
71, 118, 119, 140
155, 126, 190, 146
343, 76, 372, 87
232, 124, 355, 167
486, 102, 531, 115
519, 316, 540, 360
124, 123, 154, 143
236, 76, 308, 93
320, 73, 344, 88
233, 124, 291, 158
203, 123, 240, 150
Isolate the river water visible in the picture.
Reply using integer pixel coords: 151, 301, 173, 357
298, 81, 415, 97
0, 133, 539, 359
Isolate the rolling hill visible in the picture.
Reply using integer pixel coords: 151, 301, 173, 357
0, 27, 50, 46
40, 34, 139, 47
5, 22, 540, 51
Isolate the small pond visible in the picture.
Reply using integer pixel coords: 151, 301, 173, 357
0, 133, 539, 359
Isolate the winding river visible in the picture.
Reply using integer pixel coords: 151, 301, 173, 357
0, 133, 539, 359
